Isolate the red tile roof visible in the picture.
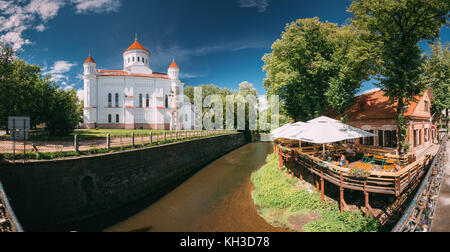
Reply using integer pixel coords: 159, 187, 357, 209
169, 59, 179, 69
84, 55, 96, 64
124, 40, 150, 54
344, 89, 426, 120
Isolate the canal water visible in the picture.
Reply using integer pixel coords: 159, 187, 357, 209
104, 142, 286, 232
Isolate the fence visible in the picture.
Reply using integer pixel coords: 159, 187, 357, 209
0, 129, 237, 163
0, 179, 23, 232
391, 132, 448, 232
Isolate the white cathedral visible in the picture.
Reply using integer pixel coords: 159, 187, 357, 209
82, 37, 194, 130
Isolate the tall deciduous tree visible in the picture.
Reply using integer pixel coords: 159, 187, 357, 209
422, 41, 450, 129
262, 18, 374, 122
349, 0, 449, 154
0, 42, 83, 135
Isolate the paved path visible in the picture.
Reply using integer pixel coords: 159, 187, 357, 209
431, 141, 450, 232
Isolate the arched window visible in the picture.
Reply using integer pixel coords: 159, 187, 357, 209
108, 93, 112, 107
137, 57, 140, 62
128, 57, 130, 63
146, 94, 150, 107
115, 93, 119, 107
108, 114, 112, 123
139, 94, 143, 108
132, 57, 135, 62
165, 95, 169, 108
116, 114, 119, 123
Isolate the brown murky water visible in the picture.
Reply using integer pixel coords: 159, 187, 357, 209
105, 142, 287, 232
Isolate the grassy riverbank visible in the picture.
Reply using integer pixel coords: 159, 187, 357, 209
251, 154, 382, 232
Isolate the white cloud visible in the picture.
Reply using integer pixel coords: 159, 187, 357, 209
35, 24, 46, 31
44, 60, 77, 82
0, 0, 122, 51
25, 0, 65, 21
71, 0, 121, 14
237, 0, 270, 12
77, 88, 84, 102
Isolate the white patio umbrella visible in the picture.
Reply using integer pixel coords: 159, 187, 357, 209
270, 123, 293, 136
271, 122, 306, 139
283, 116, 375, 155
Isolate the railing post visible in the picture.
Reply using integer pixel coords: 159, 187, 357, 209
74, 135, 79, 153
150, 132, 153, 144
340, 171, 345, 213
107, 134, 111, 151
131, 133, 135, 148
12, 119, 15, 164
164, 131, 167, 142
321, 167, 325, 202
176, 131, 179, 140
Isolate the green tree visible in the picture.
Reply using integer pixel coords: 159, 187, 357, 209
46, 88, 81, 136
0, 42, 15, 132
422, 41, 450, 129
262, 18, 374, 122
0, 42, 82, 135
349, 0, 450, 154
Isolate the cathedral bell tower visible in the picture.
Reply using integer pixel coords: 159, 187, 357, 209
83, 51, 98, 129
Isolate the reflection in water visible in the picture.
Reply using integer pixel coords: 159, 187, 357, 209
105, 142, 286, 232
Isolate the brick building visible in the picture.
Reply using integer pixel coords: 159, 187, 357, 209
337, 88, 437, 156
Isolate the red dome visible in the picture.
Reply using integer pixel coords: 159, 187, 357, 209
169, 59, 179, 69
84, 55, 96, 64
124, 40, 150, 54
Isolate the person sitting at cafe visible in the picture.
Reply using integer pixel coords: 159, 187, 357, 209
339, 154, 347, 167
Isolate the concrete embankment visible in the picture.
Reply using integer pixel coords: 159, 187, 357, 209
0, 133, 246, 231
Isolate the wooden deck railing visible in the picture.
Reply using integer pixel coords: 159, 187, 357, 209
276, 145, 435, 215
278, 147, 433, 196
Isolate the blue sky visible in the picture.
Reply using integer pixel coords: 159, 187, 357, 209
1, 0, 448, 98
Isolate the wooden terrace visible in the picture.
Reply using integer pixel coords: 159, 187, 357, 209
274, 141, 437, 217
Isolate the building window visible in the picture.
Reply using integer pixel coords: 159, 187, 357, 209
128, 57, 130, 63
384, 130, 397, 148
139, 94, 143, 108
108, 93, 112, 107
361, 130, 374, 146
376, 130, 397, 148
108, 114, 112, 123
132, 57, 135, 62
116, 114, 119, 123
165, 95, 169, 108
424, 101, 429, 112
146, 94, 150, 107
378, 130, 384, 147
115, 93, 119, 107
137, 57, 140, 62
185, 114, 188, 121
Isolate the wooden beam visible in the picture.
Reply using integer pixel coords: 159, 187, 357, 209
321, 167, 325, 202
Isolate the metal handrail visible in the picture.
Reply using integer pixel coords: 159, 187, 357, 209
0, 180, 23, 232
392, 132, 448, 232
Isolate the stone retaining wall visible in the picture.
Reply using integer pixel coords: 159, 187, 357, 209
0, 133, 246, 231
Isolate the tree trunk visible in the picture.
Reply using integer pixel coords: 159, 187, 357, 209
446, 108, 449, 130
397, 99, 406, 155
